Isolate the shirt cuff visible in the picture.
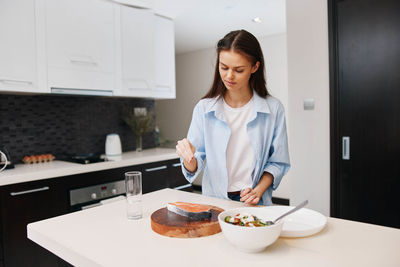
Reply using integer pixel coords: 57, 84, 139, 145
264, 164, 282, 190
180, 154, 204, 183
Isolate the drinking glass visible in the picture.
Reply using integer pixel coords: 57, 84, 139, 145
125, 171, 142, 219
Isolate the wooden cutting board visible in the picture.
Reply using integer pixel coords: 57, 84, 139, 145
151, 205, 224, 238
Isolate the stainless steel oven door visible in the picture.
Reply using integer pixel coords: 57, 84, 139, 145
69, 180, 125, 211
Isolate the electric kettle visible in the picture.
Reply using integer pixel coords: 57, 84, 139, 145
105, 134, 122, 160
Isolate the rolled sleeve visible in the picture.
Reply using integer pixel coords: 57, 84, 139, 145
264, 104, 290, 190
180, 152, 205, 183
180, 102, 206, 183
264, 162, 289, 190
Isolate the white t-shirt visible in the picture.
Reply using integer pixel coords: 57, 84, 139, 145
223, 96, 255, 192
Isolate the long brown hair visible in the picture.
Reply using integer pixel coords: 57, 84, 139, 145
203, 30, 269, 99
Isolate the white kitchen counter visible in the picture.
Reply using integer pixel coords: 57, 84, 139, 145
0, 148, 178, 186
28, 188, 400, 267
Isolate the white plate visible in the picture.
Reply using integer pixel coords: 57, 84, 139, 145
264, 206, 327, 237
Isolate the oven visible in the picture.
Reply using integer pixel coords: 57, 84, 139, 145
69, 180, 126, 211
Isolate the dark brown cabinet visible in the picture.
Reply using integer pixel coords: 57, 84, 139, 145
141, 161, 169, 193
0, 158, 189, 266
329, 0, 400, 228
167, 159, 192, 191
124, 158, 191, 193
0, 179, 69, 267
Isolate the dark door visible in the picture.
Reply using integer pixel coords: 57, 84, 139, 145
167, 159, 193, 191
329, 0, 400, 228
141, 161, 169, 193
0, 179, 70, 267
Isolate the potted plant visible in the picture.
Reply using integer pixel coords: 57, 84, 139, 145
122, 108, 155, 152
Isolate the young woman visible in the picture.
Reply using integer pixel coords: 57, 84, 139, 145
176, 30, 290, 206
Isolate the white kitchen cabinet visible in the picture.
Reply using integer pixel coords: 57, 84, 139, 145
114, 9, 176, 99
114, 5, 155, 97
0, 0, 176, 98
153, 15, 176, 99
0, 0, 47, 93
44, 0, 115, 93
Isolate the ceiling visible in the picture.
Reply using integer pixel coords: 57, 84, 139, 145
152, 0, 287, 54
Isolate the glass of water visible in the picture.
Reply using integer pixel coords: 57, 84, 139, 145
125, 171, 142, 219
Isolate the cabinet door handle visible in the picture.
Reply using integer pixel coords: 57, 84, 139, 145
173, 183, 192, 190
69, 55, 98, 66
70, 59, 98, 66
172, 163, 181, 167
10, 186, 50, 196
145, 165, 167, 172
0, 79, 33, 85
342, 136, 350, 160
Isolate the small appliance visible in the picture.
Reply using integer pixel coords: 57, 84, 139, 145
0, 147, 14, 171
105, 133, 122, 160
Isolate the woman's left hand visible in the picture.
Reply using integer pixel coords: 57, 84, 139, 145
240, 172, 274, 205
240, 188, 261, 205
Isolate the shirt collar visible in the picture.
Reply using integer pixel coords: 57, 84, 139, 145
252, 91, 271, 114
205, 90, 271, 121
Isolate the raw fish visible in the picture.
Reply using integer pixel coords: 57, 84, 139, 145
167, 202, 212, 220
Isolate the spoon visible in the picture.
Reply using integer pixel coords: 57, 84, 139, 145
265, 200, 309, 225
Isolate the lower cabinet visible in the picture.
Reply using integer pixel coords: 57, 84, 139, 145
167, 159, 192, 191
0, 158, 190, 266
141, 161, 169, 193
123, 158, 191, 193
0, 179, 70, 267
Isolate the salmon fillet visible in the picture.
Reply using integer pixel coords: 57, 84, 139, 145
167, 202, 212, 219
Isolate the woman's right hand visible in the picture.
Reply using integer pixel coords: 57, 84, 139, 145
176, 138, 197, 173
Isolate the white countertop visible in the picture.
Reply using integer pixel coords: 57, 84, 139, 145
0, 148, 178, 186
28, 188, 400, 267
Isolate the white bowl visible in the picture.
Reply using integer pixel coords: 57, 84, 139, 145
218, 207, 283, 253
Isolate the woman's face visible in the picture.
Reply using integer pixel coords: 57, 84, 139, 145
219, 50, 259, 94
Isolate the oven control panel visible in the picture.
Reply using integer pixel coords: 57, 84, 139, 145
70, 180, 125, 206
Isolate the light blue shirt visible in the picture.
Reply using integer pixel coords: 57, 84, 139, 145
181, 92, 290, 206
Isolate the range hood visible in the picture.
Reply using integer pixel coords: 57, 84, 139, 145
51, 88, 113, 96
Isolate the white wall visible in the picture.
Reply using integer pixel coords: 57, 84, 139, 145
286, 0, 330, 215
259, 34, 289, 115
157, 0, 331, 215
259, 34, 290, 199
156, 33, 291, 198
156, 48, 215, 186
156, 48, 215, 143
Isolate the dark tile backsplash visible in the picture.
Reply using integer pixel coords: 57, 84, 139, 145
0, 93, 156, 163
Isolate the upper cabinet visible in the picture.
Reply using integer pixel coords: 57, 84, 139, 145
44, 0, 115, 93
115, 6, 155, 97
0, 0, 175, 99
153, 15, 176, 99
114, 8, 176, 99
0, 0, 46, 93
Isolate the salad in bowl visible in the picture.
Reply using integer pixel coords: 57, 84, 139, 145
218, 207, 283, 253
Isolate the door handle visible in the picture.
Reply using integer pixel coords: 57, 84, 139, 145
173, 183, 192, 190
145, 165, 167, 172
69, 56, 98, 66
70, 59, 98, 66
10, 186, 50, 196
342, 136, 350, 160
0, 79, 33, 85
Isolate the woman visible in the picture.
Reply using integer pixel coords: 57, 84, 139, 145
176, 30, 290, 206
